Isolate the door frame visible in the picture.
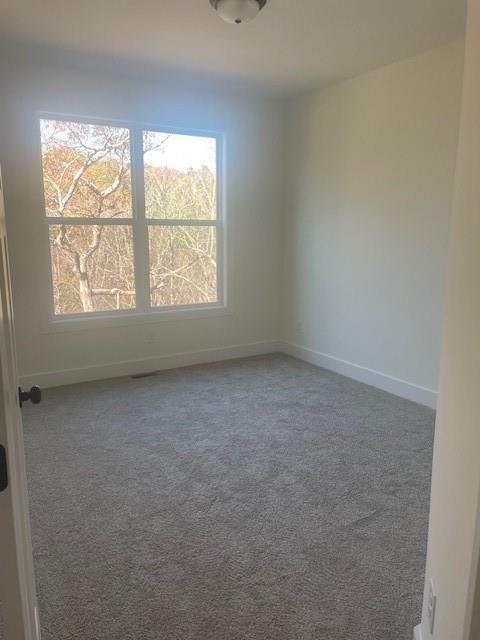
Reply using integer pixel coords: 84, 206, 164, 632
0, 166, 40, 640
466, 496, 480, 640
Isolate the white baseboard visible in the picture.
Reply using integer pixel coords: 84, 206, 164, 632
20, 339, 438, 409
19, 340, 282, 389
281, 341, 437, 409
414, 624, 424, 640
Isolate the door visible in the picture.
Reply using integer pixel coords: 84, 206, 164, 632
0, 166, 40, 640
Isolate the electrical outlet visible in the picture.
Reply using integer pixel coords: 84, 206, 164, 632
427, 579, 437, 635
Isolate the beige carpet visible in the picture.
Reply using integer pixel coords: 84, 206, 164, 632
19, 354, 434, 640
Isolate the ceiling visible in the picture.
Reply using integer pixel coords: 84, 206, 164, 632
0, 0, 467, 96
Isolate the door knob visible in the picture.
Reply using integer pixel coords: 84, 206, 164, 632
18, 385, 42, 408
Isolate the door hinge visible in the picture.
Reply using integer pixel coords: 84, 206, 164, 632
0, 445, 8, 492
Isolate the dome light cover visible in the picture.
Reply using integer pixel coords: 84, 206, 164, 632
210, 0, 267, 25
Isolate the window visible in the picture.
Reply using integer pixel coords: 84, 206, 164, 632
39, 117, 223, 322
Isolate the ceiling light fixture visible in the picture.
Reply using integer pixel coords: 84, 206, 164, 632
210, 0, 267, 25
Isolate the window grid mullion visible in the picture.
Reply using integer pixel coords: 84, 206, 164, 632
45, 217, 133, 226
130, 127, 150, 313
145, 219, 218, 227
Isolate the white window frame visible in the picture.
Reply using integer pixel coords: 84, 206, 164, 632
37, 113, 228, 333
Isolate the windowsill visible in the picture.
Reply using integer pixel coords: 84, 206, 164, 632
40, 303, 231, 334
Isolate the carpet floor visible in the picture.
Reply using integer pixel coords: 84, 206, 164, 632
20, 354, 435, 640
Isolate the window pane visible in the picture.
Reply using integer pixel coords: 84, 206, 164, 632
149, 226, 217, 307
49, 224, 135, 315
40, 119, 132, 218
143, 131, 216, 220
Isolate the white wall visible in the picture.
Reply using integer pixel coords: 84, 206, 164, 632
282, 42, 464, 405
418, 0, 480, 637
0, 57, 284, 385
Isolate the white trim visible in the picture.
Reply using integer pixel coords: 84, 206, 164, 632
19, 339, 439, 407
0, 192, 40, 639
41, 302, 231, 333
19, 340, 282, 388
281, 342, 438, 409
414, 624, 424, 640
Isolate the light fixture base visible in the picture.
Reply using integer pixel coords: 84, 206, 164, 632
210, 0, 267, 25
210, 0, 267, 8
